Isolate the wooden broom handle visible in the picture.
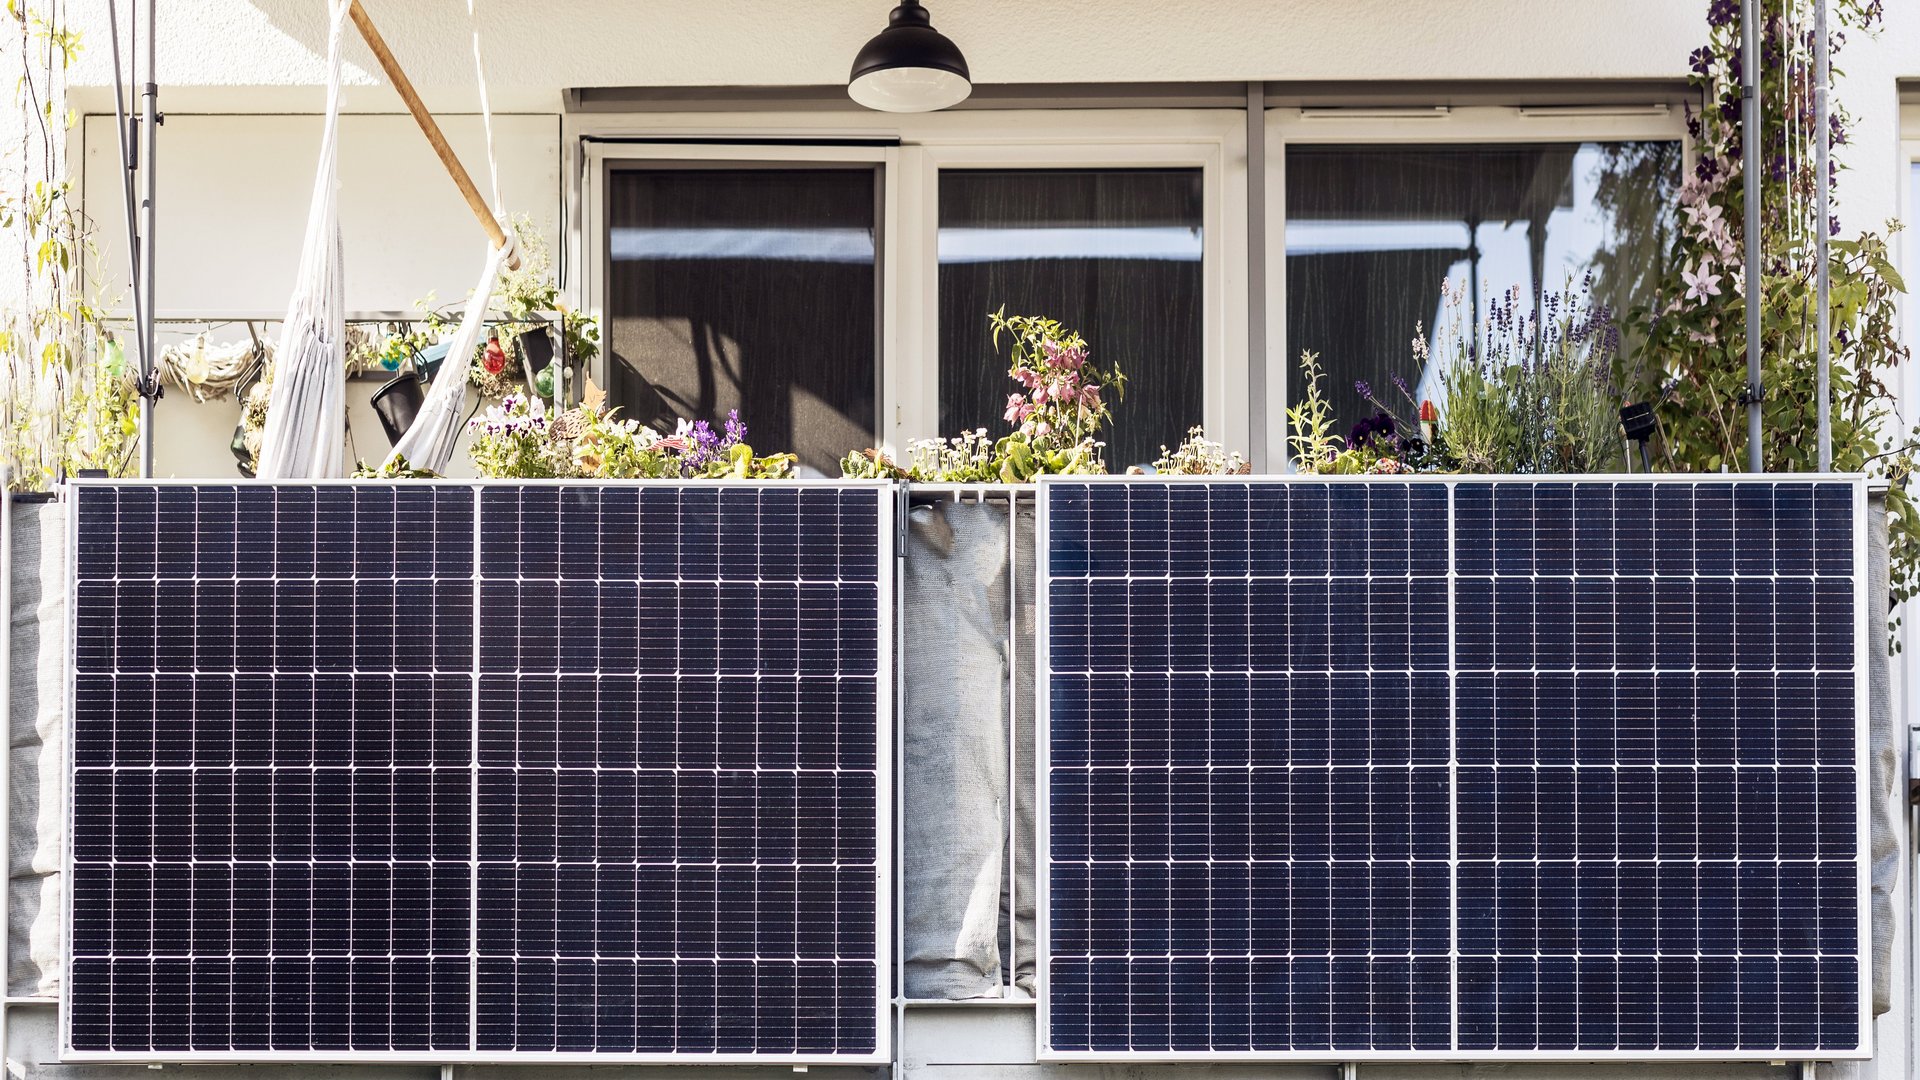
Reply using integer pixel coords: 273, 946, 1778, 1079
346, 0, 519, 268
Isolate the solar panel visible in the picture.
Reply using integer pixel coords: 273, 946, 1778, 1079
65, 480, 891, 1064
1038, 477, 1868, 1062
472, 485, 887, 1057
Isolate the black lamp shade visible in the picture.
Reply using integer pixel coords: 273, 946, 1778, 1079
848, 0, 970, 113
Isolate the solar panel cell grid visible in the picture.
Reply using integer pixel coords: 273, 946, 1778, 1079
66, 482, 888, 1063
71, 485, 475, 1055
1041, 478, 1866, 1061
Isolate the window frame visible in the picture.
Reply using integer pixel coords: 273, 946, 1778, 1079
1900, 109, 1920, 426
577, 140, 899, 459
569, 110, 1246, 456
1261, 105, 1691, 469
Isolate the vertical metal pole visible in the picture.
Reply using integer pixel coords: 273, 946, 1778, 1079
1742, 0, 1765, 472
1245, 82, 1268, 473
1814, 0, 1833, 472
105, 0, 147, 452
137, 0, 159, 478
1005, 490, 1019, 996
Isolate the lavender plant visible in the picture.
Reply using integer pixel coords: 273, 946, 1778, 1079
1437, 277, 1624, 474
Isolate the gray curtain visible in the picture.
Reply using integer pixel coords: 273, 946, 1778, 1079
901, 498, 1035, 999
8, 500, 64, 999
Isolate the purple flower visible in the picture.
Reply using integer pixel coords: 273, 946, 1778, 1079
1347, 412, 1395, 450
1708, 0, 1737, 27
723, 409, 747, 446
1354, 380, 1372, 399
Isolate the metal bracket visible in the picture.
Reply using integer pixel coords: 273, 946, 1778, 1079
1737, 382, 1765, 407
895, 483, 910, 557
1908, 728, 1920, 806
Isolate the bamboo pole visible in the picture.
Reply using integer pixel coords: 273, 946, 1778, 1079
346, 0, 518, 268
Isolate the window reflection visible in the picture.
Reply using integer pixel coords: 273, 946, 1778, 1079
606, 168, 879, 471
1284, 143, 1680, 433
939, 169, 1205, 471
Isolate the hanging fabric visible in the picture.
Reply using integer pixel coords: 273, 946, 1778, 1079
255, 0, 351, 478
385, 235, 512, 470
380, 0, 513, 474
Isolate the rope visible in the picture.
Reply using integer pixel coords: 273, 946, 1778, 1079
469, 0, 501, 213
382, 0, 512, 473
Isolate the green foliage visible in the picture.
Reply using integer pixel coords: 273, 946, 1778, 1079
1285, 351, 1423, 474
989, 308, 1124, 456
467, 396, 794, 481
1618, 0, 1919, 628
351, 454, 440, 479
1437, 280, 1624, 474
847, 311, 1123, 482
1286, 351, 1346, 473
493, 213, 599, 373
2, 5, 140, 489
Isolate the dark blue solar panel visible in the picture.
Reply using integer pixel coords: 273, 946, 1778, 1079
473, 485, 883, 1058
67, 482, 888, 1062
1042, 478, 1865, 1060
70, 483, 474, 1055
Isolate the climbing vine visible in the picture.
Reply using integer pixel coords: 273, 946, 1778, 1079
1617, 0, 1919, 630
2, 1, 140, 490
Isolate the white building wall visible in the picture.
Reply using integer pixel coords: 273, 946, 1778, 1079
3, 3, 1918, 1078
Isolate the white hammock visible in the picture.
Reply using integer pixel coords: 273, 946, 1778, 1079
264, 0, 518, 478
254, 0, 350, 479
385, 235, 512, 470
379, 0, 514, 474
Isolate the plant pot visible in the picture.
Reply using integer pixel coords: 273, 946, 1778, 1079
229, 419, 254, 478
415, 339, 453, 381
518, 327, 555, 373
370, 372, 427, 445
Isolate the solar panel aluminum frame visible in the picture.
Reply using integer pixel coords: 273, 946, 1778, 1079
1033, 474, 1874, 1063
60, 477, 896, 1066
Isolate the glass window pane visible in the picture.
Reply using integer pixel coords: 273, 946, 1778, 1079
607, 167, 878, 471
939, 168, 1204, 471
1284, 142, 1681, 433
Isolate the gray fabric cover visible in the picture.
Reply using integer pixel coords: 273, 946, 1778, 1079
901, 499, 1036, 999
1869, 491, 1895, 1015
8, 500, 64, 999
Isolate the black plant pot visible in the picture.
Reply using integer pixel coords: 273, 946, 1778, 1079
370, 372, 427, 445
230, 420, 254, 478
519, 327, 555, 375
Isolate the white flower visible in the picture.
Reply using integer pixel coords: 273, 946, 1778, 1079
1681, 261, 1723, 304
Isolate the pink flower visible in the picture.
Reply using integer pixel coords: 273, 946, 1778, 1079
1014, 368, 1042, 389
1034, 421, 1052, 436
1682, 261, 1723, 303
1004, 394, 1026, 422
1058, 344, 1086, 370
1078, 385, 1101, 410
